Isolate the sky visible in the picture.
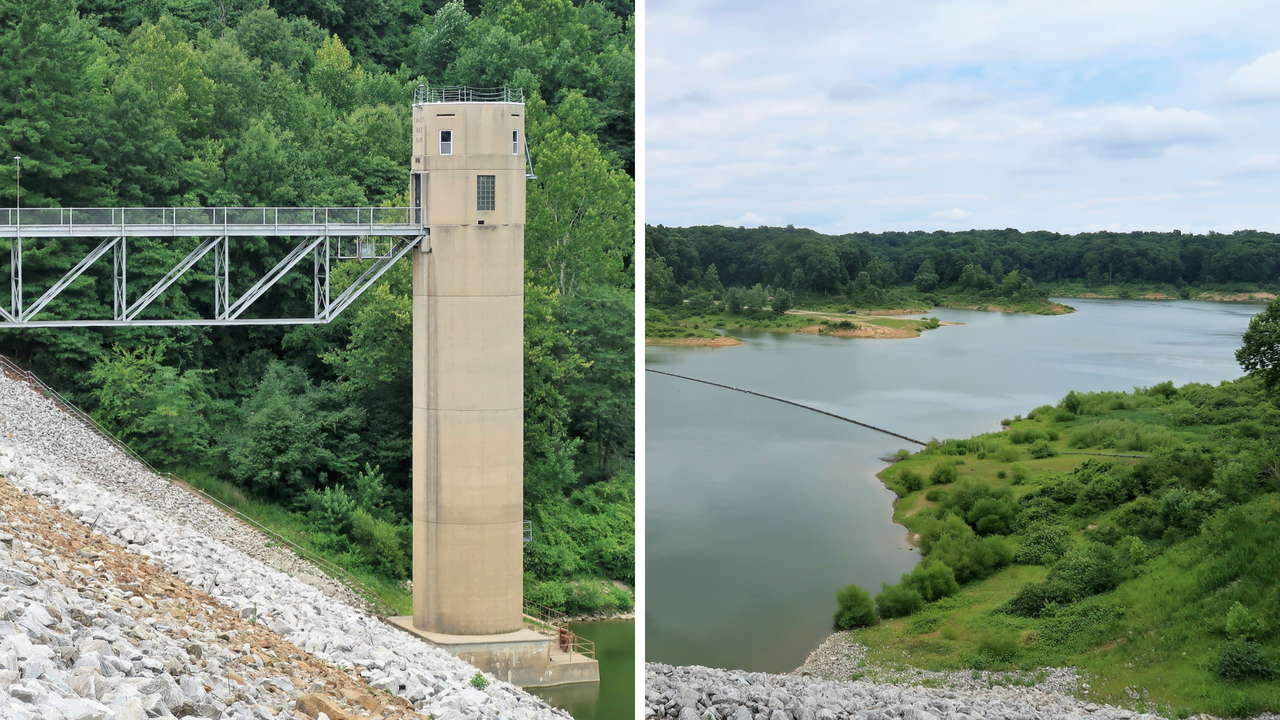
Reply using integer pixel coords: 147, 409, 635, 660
646, 0, 1280, 234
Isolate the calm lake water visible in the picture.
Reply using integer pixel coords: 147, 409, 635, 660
528, 619, 634, 720
646, 298, 1263, 673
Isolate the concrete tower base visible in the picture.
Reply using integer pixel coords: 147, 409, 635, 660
387, 617, 600, 687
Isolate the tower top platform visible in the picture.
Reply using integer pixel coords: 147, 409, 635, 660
414, 85, 524, 105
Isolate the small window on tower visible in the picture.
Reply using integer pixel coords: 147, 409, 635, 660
513, 130, 520, 155
477, 175, 495, 211
439, 130, 452, 155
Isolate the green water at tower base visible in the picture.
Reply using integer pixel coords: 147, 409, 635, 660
527, 619, 634, 719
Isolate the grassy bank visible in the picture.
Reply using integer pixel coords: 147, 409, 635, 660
177, 468, 635, 619
645, 306, 944, 344
1041, 281, 1277, 303
845, 380, 1280, 716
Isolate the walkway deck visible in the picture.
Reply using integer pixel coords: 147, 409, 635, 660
0, 207, 420, 238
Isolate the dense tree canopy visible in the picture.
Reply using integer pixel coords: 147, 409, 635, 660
0, 0, 634, 612
648, 224, 1280, 293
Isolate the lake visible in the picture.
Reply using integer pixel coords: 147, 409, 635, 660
645, 298, 1263, 673
528, 619, 634, 719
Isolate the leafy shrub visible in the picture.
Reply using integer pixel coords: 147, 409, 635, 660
305, 485, 358, 536
834, 584, 877, 629
968, 497, 1019, 535
925, 488, 947, 502
1061, 391, 1082, 415
896, 448, 912, 461
1146, 380, 1177, 399
905, 560, 960, 602
929, 462, 958, 485
1050, 542, 1127, 596
1010, 465, 1028, 483
1052, 410, 1077, 422
875, 582, 924, 619
566, 582, 608, 614
1015, 524, 1070, 565
471, 672, 489, 689
899, 469, 925, 493
607, 585, 635, 610
1114, 496, 1164, 540
1008, 542, 1128, 616
1005, 580, 1065, 617
771, 288, 794, 314
929, 521, 1013, 584
996, 470, 1007, 479
1118, 535, 1150, 565
1215, 461, 1263, 504
1216, 640, 1276, 682
349, 508, 409, 579
90, 345, 216, 469
1029, 442, 1058, 459
1226, 602, 1265, 641
1159, 488, 1215, 534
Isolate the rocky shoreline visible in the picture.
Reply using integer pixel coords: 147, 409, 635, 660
646, 662, 1156, 720
0, 372, 570, 719
792, 632, 1079, 695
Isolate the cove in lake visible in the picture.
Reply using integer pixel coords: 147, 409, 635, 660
527, 619, 634, 720
646, 298, 1263, 674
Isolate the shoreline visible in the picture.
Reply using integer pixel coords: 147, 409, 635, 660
790, 632, 1081, 694
1048, 290, 1275, 302
645, 335, 743, 347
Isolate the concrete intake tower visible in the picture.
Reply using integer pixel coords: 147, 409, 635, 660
390, 86, 597, 687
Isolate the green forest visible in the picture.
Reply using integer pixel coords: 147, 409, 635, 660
0, 0, 634, 615
832, 301, 1280, 716
647, 224, 1280, 317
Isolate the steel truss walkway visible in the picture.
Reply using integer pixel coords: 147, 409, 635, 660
0, 207, 424, 327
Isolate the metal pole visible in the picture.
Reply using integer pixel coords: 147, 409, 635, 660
12, 157, 19, 320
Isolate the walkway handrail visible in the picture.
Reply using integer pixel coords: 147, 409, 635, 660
645, 368, 928, 446
0, 206, 413, 228
522, 599, 596, 660
0, 354, 395, 616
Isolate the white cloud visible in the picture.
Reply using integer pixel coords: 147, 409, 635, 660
1222, 51, 1280, 102
724, 212, 784, 227
932, 208, 971, 220
1234, 153, 1280, 175
647, 0, 1280, 233
1063, 106, 1220, 159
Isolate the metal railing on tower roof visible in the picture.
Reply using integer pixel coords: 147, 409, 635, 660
414, 85, 524, 104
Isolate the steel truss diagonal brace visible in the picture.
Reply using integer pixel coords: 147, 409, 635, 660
323, 235, 424, 321
124, 236, 222, 322
226, 236, 324, 320
9, 236, 21, 322
21, 237, 121, 322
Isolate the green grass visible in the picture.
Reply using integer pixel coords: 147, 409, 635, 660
650, 308, 941, 338
175, 467, 412, 615
863, 384, 1280, 715
930, 291, 1071, 315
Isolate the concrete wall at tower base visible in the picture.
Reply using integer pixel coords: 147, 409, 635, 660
386, 617, 600, 687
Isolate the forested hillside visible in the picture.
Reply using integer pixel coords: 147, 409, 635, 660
0, 0, 635, 614
647, 224, 1280, 313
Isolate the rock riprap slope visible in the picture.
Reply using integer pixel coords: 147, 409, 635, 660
645, 663, 1166, 720
0, 374, 569, 720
